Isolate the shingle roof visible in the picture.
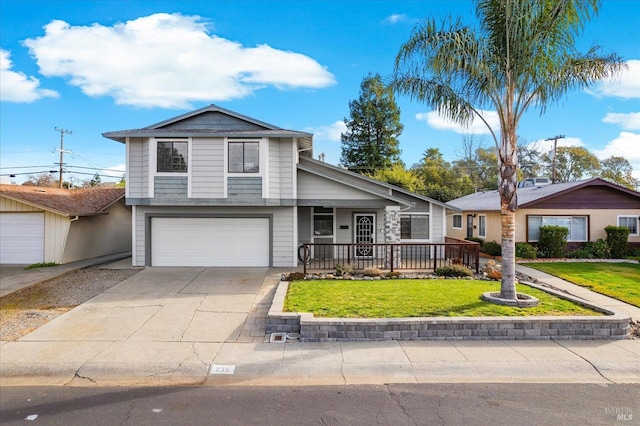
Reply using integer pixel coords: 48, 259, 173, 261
0, 184, 125, 216
446, 178, 640, 211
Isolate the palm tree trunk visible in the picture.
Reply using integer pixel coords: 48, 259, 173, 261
499, 124, 518, 300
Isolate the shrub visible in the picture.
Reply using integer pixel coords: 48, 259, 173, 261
285, 272, 306, 281
482, 241, 502, 256
335, 263, 355, 276
486, 269, 502, 280
605, 225, 630, 259
515, 243, 537, 259
385, 271, 402, 278
465, 237, 484, 245
435, 264, 473, 278
585, 239, 610, 259
537, 226, 569, 258
363, 267, 383, 277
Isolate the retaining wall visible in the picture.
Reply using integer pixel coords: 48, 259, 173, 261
267, 281, 631, 341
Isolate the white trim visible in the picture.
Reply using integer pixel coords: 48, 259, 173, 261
148, 139, 154, 197
224, 138, 266, 198
131, 205, 137, 266
452, 213, 463, 230
187, 137, 193, 198
478, 214, 487, 238
617, 215, 639, 236
292, 206, 298, 267
150, 137, 191, 197
125, 137, 130, 199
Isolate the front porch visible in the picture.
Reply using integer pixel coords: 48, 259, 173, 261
299, 239, 480, 274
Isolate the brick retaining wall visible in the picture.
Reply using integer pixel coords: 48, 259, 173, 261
267, 281, 631, 341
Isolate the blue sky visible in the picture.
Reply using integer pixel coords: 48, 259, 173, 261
1, 0, 639, 185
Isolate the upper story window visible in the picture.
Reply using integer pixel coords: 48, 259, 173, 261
157, 141, 188, 172
229, 141, 259, 173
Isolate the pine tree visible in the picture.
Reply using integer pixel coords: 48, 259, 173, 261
340, 73, 403, 174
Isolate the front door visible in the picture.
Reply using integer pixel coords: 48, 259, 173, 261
354, 213, 375, 257
466, 214, 474, 239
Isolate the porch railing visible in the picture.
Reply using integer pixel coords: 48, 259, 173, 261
300, 240, 480, 274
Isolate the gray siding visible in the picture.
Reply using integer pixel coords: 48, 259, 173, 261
298, 170, 384, 200
163, 111, 267, 131
268, 138, 295, 199
132, 206, 295, 267
228, 177, 262, 198
127, 137, 146, 198
268, 139, 281, 199
191, 137, 224, 198
154, 176, 188, 198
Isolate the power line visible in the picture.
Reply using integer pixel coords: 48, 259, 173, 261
54, 127, 72, 189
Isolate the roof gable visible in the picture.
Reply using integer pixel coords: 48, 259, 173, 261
0, 185, 125, 216
447, 178, 640, 211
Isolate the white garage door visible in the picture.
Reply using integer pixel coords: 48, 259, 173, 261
151, 217, 270, 267
0, 213, 45, 264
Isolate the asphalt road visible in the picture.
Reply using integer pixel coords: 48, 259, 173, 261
1, 384, 638, 425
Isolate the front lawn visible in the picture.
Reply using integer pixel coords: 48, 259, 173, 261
524, 262, 640, 308
284, 279, 601, 318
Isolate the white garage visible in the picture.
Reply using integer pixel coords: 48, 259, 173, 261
0, 213, 45, 264
151, 217, 270, 267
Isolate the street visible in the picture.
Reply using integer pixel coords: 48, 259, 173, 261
1, 383, 638, 425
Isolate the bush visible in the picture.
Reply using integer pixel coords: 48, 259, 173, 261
605, 225, 630, 259
515, 243, 537, 259
435, 264, 474, 278
385, 271, 402, 278
363, 267, 383, 277
335, 263, 355, 276
537, 226, 569, 258
482, 241, 502, 256
285, 272, 306, 281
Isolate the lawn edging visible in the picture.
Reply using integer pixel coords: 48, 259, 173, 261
266, 281, 631, 342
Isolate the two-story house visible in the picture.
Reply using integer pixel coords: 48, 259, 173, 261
103, 104, 458, 268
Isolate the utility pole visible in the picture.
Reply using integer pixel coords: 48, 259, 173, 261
54, 127, 72, 188
545, 134, 565, 183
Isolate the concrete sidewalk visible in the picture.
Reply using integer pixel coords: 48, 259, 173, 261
1, 264, 638, 387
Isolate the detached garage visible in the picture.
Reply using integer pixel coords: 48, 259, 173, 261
0, 184, 131, 264
151, 217, 270, 267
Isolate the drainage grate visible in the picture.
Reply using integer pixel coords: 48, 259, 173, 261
270, 332, 287, 343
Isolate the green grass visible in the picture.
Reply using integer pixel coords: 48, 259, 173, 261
284, 279, 601, 318
24, 262, 59, 270
524, 262, 640, 308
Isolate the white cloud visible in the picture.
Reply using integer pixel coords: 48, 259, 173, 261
593, 132, 640, 180
383, 14, 408, 24
588, 59, 640, 99
306, 120, 346, 141
23, 14, 336, 108
416, 110, 500, 135
0, 49, 58, 102
602, 112, 640, 130
528, 136, 584, 155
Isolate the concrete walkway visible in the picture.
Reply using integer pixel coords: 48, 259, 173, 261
0, 252, 133, 298
1, 263, 638, 386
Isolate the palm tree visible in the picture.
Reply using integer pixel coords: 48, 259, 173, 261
392, 0, 624, 300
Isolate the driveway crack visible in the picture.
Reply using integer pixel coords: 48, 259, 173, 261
552, 339, 615, 384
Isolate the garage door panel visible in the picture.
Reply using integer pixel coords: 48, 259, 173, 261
0, 213, 45, 264
151, 217, 269, 267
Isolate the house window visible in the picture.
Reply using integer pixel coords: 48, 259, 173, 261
401, 214, 429, 240
313, 207, 334, 236
452, 214, 462, 229
527, 216, 588, 242
228, 142, 259, 173
478, 215, 486, 238
618, 216, 639, 236
157, 141, 188, 172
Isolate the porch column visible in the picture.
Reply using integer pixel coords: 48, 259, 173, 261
384, 206, 401, 269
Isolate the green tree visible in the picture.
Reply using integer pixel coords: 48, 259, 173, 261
597, 156, 640, 190
392, 0, 623, 300
367, 163, 425, 193
90, 172, 102, 186
414, 147, 475, 201
517, 139, 542, 180
542, 146, 600, 182
340, 73, 403, 174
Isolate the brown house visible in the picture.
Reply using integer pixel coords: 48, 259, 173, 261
446, 178, 640, 249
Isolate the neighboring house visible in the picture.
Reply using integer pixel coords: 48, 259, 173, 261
0, 185, 131, 264
446, 178, 640, 248
103, 104, 458, 267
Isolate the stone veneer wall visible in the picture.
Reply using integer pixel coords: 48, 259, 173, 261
267, 281, 631, 341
